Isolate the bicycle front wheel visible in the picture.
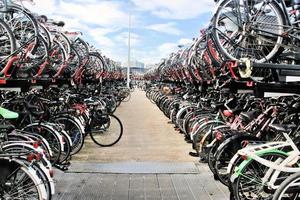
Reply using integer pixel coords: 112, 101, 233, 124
90, 113, 123, 147
212, 0, 286, 63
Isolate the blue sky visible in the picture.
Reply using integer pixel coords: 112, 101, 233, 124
24, 0, 215, 66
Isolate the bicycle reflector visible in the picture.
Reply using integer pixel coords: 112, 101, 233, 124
241, 155, 248, 161
35, 153, 42, 161
216, 131, 223, 141
27, 153, 35, 162
33, 141, 39, 149
49, 169, 54, 178
27, 153, 42, 162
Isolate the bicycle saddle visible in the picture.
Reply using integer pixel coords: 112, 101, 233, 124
0, 107, 18, 119
240, 109, 260, 123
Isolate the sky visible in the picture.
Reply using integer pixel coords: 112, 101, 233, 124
24, 0, 216, 67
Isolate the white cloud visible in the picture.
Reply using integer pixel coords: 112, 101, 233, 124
22, 0, 204, 65
135, 37, 193, 65
88, 28, 117, 47
178, 38, 193, 46
157, 38, 192, 58
129, 49, 161, 66
49, 15, 89, 31
147, 22, 182, 35
89, 28, 118, 36
69, 0, 98, 3
158, 43, 179, 55
58, 1, 128, 28
99, 37, 114, 47
25, 0, 130, 29
24, 1, 128, 50
93, 35, 115, 48
23, 0, 56, 15
131, 0, 214, 19
115, 32, 141, 46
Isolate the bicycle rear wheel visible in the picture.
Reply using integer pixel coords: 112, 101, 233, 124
23, 124, 62, 164
0, 159, 44, 200
89, 113, 123, 147
0, 17, 16, 53
272, 171, 300, 200
53, 116, 85, 155
232, 152, 290, 200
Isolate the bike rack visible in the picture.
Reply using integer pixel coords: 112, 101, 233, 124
238, 61, 300, 71
231, 61, 300, 97
0, 78, 72, 92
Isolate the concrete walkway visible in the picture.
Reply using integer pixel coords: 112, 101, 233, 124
73, 90, 196, 162
54, 90, 229, 200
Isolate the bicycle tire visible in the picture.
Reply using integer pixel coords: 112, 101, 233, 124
272, 171, 300, 200
53, 116, 85, 155
22, 124, 62, 164
89, 113, 123, 147
211, 0, 286, 63
0, 18, 16, 58
0, 158, 45, 200
122, 92, 131, 102
232, 152, 289, 200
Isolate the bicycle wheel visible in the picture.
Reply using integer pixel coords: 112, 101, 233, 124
192, 120, 221, 156
214, 134, 260, 186
53, 116, 85, 155
17, 35, 49, 77
23, 124, 62, 164
212, 0, 286, 62
272, 171, 300, 200
58, 130, 72, 163
90, 113, 123, 147
104, 96, 118, 113
232, 152, 290, 200
0, 159, 45, 200
20, 159, 53, 200
3, 4, 39, 48
122, 92, 131, 102
207, 141, 219, 176
0, 17, 16, 55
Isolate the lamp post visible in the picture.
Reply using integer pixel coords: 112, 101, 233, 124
127, 5, 131, 88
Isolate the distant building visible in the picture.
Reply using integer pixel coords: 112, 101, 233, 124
133, 60, 144, 69
115, 61, 122, 66
130, 67, 145, 73
145, 64, 156, 69
124, 60, 145, 69
122, 59, 145, 75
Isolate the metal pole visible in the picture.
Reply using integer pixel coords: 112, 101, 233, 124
127, 5, 131, 88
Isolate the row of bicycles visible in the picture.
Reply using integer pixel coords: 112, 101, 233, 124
0, 83, 129, 200
144, 0, 300, 85
0, 0, 125, 81
0, 0, 132, 199
147, 87, 300, 199
144, 0, 300, 199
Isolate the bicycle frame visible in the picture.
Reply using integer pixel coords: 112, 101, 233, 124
231, 132, 300, 189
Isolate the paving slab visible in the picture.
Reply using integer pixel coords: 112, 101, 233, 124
67, 161, 199, 174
